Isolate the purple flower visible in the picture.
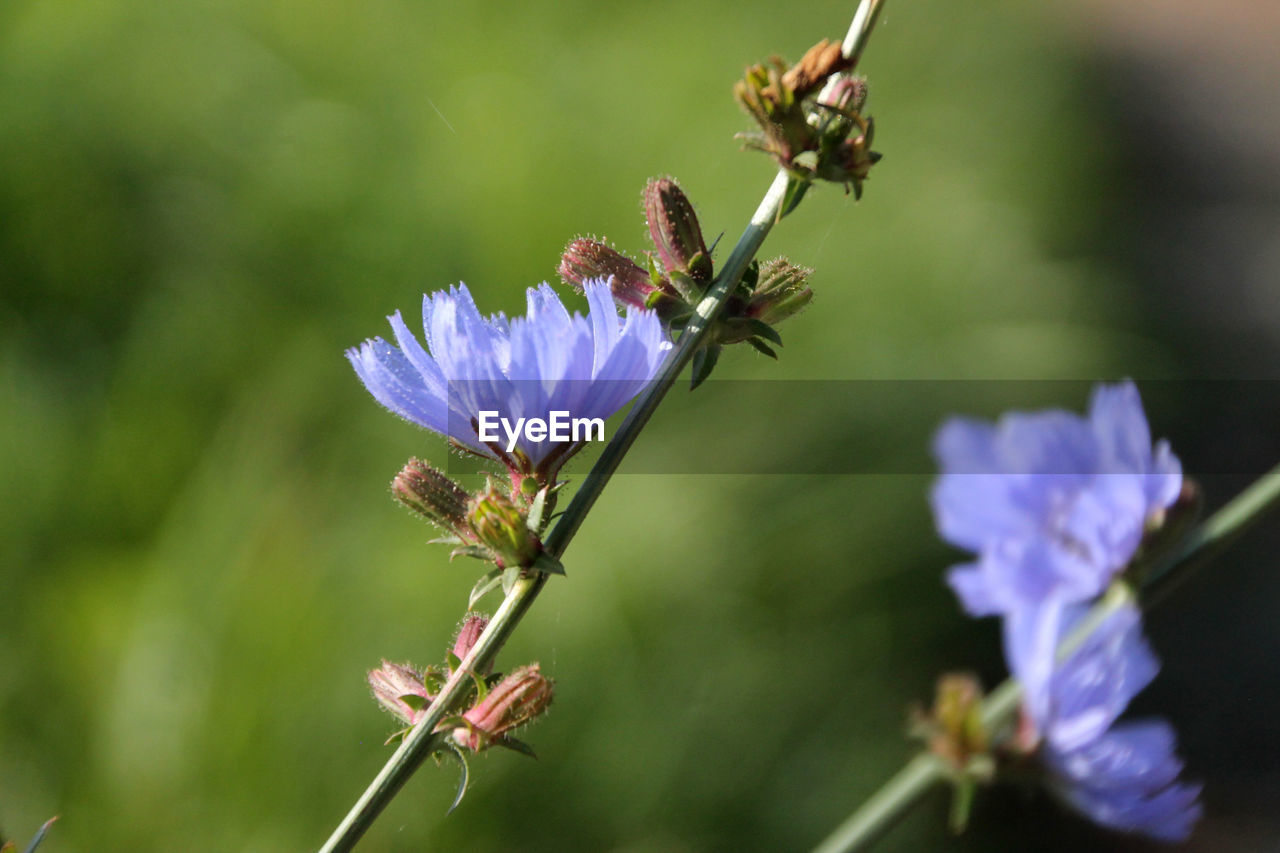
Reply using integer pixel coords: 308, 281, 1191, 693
930, 383, 1200, 841
347, 280, 669, 483
934, 382, 1181, 615
1037, 604, 1201, 841
931, 382, 1181, 716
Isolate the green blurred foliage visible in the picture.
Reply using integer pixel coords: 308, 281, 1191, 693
0, 0, 1232, 850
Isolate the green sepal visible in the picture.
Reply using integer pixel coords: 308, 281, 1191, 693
383, 726, 411, 746
779, 176, 812, 219
948, 776, 976, 835
428, 535, 464, 546
495, 736, 538, 759
667, 269, 700, 302
422, 667, 447, 695
739, 259, 760, 290
400, 693, 429, 712
690, 344, 721, 390
469, 670, 489, 700
645, 253, 664, 286
530, 551, 566, 576
687, 250, 714, 284
746, 338, 779, 359
450, 545, 493, 563
526, 486, 552, 532
500, 566, 521, 594
469, 566, 505, 610
667, 312, 692, 332
445, 651, 462, 674
440, 741, 471, 815
741, 318, 782, 345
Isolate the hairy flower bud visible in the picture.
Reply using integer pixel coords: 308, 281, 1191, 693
748, 258, 814, 325
467, 480, 541, 569
644, 178, 712, 290
454, 663, 554, 751
817, 75, 867, 113
558, 238, 661, 311
392, 459, 471, 533
450, 613, 491, 676
928, 673, 988, 768
369, 661, 433, 725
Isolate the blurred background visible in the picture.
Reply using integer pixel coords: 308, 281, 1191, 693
3, 0, 1279, 849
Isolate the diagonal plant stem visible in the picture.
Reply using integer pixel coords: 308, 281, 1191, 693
811, 460, 1280, 853
317, 4, 887, 850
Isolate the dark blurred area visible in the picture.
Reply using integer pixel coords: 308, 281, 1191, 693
1, 1, 1277, 850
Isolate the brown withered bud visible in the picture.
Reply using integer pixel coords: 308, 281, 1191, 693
559, 237, 663, 311
779, 38, 851, 100
392, 458, 471, 533
735, 39, 880, 198
643, 178, 712, 289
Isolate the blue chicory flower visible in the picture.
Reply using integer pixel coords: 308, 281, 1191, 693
933, 381, 1182, 616
347, 279, 669, 483
931, 382, 1182, 719
1037, 603, 1202, 841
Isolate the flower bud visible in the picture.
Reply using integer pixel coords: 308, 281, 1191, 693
817, 75, 867, 113
644, 178, 712, 289
450, 613, 492, 676
454, 663, 554, 751
748, 258, 814, 326
558, 238, 662, 311
912, 673, 988, 770
369, 660, 433, 725
467, 480, 541, 569
735, 39, 880, 197
392, 458, 471, 533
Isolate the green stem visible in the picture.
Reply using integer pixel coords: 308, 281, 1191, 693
319, 5, 889, 849
810, 461, 1280, 853
811, 754, 944, 853
318, 177, 796, 853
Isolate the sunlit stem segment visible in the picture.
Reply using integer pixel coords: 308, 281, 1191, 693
318, 3, 887, 849
810, 461, 1280, 853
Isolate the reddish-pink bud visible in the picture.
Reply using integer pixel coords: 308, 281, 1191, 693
392, 458, 471, 534
450, 613, 491, 676
817, 75, 867, 113
368, 660, 433, 726
454, 663, 554, 751
558, 238, 659, 311
643, 178, 712, 288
